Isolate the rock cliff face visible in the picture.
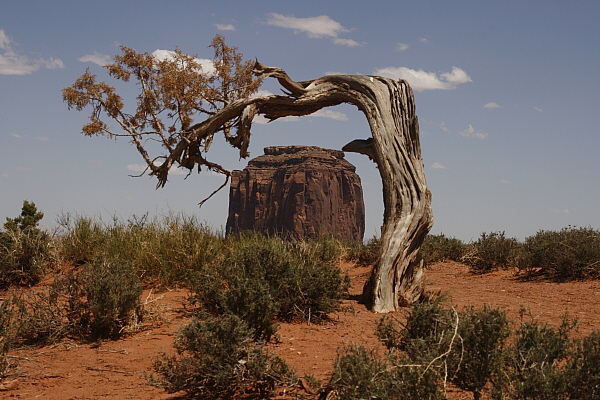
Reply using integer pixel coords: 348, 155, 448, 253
226, 146, 365, 241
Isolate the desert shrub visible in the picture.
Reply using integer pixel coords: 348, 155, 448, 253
347, 235, 381, 266
152, 314, 297, 399
78, 260, 142, 339
493, 310, 576, 399
448, 305, 510, 400
520, 226, 600, 279
55, 214, 105, 266
0, 299, 15, 377
0, 201, 53, 289
56, 213, 223, 286
188, 233, 349, 340
420, 233, 466, 265
9, 290, 69, 345
327, 344, 390, 399
564, 330, 600, 399
375, 302, 510, 400
463, 231, 520, 272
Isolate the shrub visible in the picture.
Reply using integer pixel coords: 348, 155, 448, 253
463, 231, 520, 272
79, 260, 142, 339
56, 213, 223, 286
344, 235, 381, 266
520, 226, 600, 279
152, 314, 297, 398
493, 310, 576, 399
188, 234, 349, 340
327, 345, 390, 399
0, 201, 53, 289
0, 299, 15, 377
564, 330, 600, 399
420, 233, 466, 265
448, 305, 510, 400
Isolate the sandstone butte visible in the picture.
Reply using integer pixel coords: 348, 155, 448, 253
226, 145, 365, 242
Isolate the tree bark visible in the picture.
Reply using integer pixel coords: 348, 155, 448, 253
158, 64, 433, 312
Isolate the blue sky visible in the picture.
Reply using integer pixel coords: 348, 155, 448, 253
1, 0, 598, 241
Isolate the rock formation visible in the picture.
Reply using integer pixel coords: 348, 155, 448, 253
226, 145, 365, 241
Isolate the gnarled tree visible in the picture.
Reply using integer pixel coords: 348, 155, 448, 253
63, 36, 433, 312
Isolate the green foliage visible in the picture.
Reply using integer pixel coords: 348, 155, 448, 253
152, 314, 297, 399
493, 310, 576, 399
374, 302, 510, 400
463, 231, 520, 272
188, 233, 350, 340
448, 305, 510, 400
0, 299, 15, 377
3, 200, 44, 233
4, 260, 142, 344
345, 235, 382, 266
56, 213, 223, 286
0, 201, 52, 288
328, 345, 390, 399
79, 260, 143, 339
420, 233, 466, 265
519, 226, 600, 279
564, 330, 600, 399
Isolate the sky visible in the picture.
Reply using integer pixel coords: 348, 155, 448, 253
1, 0, 599, 242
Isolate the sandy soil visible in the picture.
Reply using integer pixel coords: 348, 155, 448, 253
1, 261, 598, 399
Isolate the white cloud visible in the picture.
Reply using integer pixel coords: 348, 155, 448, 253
34, 136, 49, 141
534, 106, 543, 112
459, 124, 488, 139
550, 207, 570, 214
0, 29, 64, 75
397, 43, 410, 51
78, 52, 111, 66
266, 13, 350, 38
439, 121, 449, 132
215, 23, 236, 31
431, 162, 447, 169
484, 102, 502, 109
499, 179, 511, 184
419, 37, 429, 43
152, 49, 216, 75
9, 132, 23, 138
374, 66, 472, 91
311, 109, 348, 121
333, 38, 363, 47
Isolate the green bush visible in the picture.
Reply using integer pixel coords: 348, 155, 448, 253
448, 305, 510, 400
0, 201, 53, 289
420, 233, 466, 265
80, 260, 143, 338
520, 226, 600, 279
188, 234, 350, 340
463, 231, 520, 272
327, 344, 390, 399
351, 235, 382, 266
0, 299, 15, 377
56, 213, 223, 286
152, 314, 297, 399
493, 310, 576, 399
564, 330, 600, 399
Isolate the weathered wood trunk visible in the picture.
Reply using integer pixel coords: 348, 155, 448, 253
156, 64, 433, 312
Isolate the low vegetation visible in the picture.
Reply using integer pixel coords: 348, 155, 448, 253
328, 299, 599, 400
1, 200, 599, 397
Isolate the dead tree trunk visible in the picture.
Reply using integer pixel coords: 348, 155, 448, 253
156, 64, 433, 312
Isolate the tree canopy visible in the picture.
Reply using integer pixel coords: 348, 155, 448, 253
63, 35, 262, 197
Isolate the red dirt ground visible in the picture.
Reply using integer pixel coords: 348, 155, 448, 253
1, 261, 599, 399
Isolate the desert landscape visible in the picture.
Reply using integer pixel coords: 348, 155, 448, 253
2, 259, 598, 399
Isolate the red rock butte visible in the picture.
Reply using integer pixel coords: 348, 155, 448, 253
226, 145, 365, 241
